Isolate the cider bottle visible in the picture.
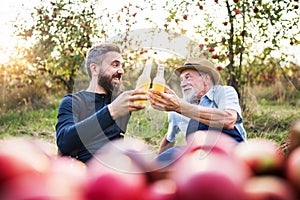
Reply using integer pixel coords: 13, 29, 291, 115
152, 64, 166, 96
135, 60, 152, 104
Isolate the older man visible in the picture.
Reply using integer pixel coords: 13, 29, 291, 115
149, 57, 247, 162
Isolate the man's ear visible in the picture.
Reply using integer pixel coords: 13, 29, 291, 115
203, 73, 210, 81
89, 63, 99, 76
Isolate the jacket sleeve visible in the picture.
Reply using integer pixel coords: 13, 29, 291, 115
55, 95, 115, 155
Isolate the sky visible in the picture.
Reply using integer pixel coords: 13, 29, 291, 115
0, 0, 37, 42
0, 0, 39, 63
0, 0, 299, 65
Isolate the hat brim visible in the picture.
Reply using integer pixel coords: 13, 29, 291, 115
175, 64, 221, 85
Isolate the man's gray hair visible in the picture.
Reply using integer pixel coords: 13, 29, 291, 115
86, 43, 121, 78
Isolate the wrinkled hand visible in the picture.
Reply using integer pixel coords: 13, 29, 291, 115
148, 87, 181, 112
108, 89, 148, 120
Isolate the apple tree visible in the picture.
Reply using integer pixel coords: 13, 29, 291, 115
156, 0, 299, 107
14, 0, 100, 93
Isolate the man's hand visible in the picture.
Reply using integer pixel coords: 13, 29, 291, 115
108, 89, 148, 120
148, 87, 181, 113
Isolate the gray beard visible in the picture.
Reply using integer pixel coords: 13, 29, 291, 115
184, 94, 198, 104
183, 88, 199, 104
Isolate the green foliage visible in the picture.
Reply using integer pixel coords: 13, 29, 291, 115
14, 0, 100, 93
7, 0, 299, 101
158, 0, 299, 107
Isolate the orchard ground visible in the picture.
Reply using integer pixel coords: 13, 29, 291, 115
0, 85, 299, 154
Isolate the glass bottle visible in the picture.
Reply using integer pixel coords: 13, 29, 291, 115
135, 60, 152, 104
152, 64, 166, 96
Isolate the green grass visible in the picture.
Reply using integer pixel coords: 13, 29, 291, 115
0, 104, 58, 144
244, 102, 299, 149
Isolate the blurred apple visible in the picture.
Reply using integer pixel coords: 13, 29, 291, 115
45, 156, 87, 200
169, 144, 251, 200
143, 179, 177, 200
233, 138, 284, 175
84, 161, 147, 200
186, 130, 239, 155
0, 160, 86, 200
84, 138, 154, 200
89, 137, 157, 173
286, 119, 300, 155
0, 138, 87, 200
0, 138, 50, 187
175, 172, 243, 200
286, 146, 300, 197
243, 176, 297, 200
0, 171, 50, 200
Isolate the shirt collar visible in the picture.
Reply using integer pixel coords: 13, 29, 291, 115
203, 86, 216, 102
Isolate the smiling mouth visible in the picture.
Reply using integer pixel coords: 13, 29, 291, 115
112, 77, 120, 83
183, 88, 192, 92
112, 73, 122, 82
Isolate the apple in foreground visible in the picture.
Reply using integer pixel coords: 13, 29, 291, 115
84, 138, 152, 200
242, 176, 297, 200
0, 138, 50, 186
169, 144, 251, 200
286, 146, 300, 196
233, 138, 284, 175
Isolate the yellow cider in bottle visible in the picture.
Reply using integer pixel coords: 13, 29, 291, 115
152, 64, 166, 97
135, 60, 152, 104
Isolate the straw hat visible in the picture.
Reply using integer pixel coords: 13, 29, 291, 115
175, 57, 221, 84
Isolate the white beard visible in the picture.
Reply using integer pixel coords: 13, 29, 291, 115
183, 87, 198, 104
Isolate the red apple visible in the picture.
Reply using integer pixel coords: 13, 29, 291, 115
286, 119, 300, 154
217, 66, 223, 70
88, 137, 157, 173
235, 9, 241, 14
0, 138, 86, 200
286, 146, 300, 196
175, 172, 243, 200
84, 138, 152, 200
0, 171, 50, 200
212, 54, 219, 59
186, 130, 239, 155
242, 176, 297, 200
169, 141, 252, 200
233, 138, 284, 175
0, 138, 50, 186
0, 167, 85, 200
84, 166, 147, 200
45, 156, 87, 199
209, 47, 215, 52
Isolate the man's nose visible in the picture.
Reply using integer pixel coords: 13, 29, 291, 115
180, 79, 188, 88
117, 68, 124, 75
